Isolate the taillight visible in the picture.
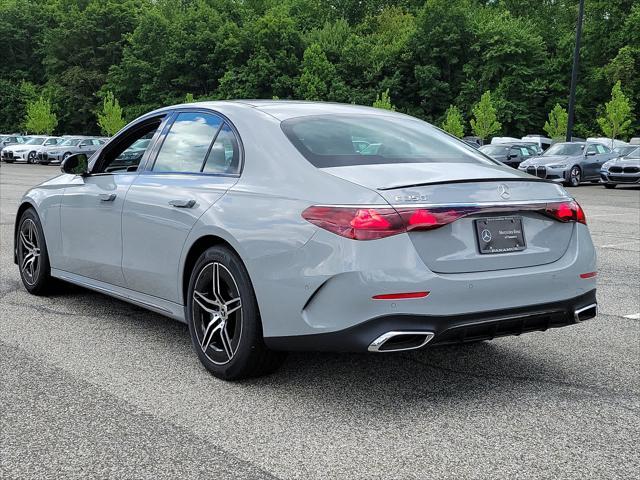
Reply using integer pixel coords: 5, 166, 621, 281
396, 207, 475, 231
301, 206, 405, 240
302, 200, 587, 241
545, 201, 587, 225
301, 206, 466, 240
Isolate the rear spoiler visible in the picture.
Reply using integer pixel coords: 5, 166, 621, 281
378, 177, 554, 191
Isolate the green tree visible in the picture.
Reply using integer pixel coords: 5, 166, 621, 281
97, 91, 126, 136
296, 43, 337, 100
184, 93, 195, 103
24, 96, 57, 134
441, 105, 465, 137
543, 104, 568, 140
597, 81, 634, 145
470, 91, 501, 143
458, 9, 547, 137
400, 0, 470, 120
42, 0, 143, 133
372, 88, 395, 110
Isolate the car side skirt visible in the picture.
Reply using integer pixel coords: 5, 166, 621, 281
51, 268, 186, 322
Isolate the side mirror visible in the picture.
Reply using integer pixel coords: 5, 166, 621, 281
586, 150, 596, 156
508, 153, 519, 159
61, 153, 89, 175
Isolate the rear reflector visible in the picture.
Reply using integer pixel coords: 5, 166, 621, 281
579, 272, 597, 279
302, 199, 587, 241
372, 292, 430, 300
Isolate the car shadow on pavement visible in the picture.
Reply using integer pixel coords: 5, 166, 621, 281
30, 284, 582, 408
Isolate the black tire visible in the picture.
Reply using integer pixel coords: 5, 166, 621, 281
27, 151, 36, 164
16, 208, 53, 295
186, 246, 286, 380
604, 183, 617, 189
564, 165, 582, 187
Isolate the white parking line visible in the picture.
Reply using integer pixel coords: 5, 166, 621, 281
588, 213, 631, 217
598, 240, 640, 249
623, 313, 640, 320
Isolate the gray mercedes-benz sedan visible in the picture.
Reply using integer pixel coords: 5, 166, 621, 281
14, 101, 597, 380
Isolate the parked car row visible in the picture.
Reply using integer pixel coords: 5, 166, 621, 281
479, 138, 639, 188
0, 134, 108, 165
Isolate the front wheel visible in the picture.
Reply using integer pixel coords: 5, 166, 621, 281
16, 208, 53, 295
27, 151, 36, 164
564, 166, 582, 187
186, 246, 286, 380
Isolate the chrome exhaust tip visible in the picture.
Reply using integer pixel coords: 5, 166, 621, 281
368, 331, 435, 353
574, 303, 598, 322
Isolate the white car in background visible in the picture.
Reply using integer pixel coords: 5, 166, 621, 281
1, 136, 63, 163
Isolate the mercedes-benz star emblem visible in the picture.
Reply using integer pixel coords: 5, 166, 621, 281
498, 184, 511, 199
481, 229, 492, 243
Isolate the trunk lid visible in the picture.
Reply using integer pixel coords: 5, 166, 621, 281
323, 163, 574, 274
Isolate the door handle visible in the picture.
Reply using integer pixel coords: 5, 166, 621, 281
98, 193, 116, 202
169, 199, 196, 208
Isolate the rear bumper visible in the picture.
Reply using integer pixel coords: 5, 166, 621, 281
265, 290, 597, 352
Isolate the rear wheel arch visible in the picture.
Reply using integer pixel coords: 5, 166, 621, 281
181, 235, 245, 306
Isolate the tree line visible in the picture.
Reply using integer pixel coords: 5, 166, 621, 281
2, 0, 638, 141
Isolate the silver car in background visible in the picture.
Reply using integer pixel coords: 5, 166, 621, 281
37, 137, 105, 165
601, 146, 640, 188
479, 143, 536, 168
2, 136, 62, 163
14, 101, 597, 380
518, 142, 616, 186
1, 134, 29, 153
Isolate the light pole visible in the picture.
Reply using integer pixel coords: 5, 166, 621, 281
566, 0, 585, 142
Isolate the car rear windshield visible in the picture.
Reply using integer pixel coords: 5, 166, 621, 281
281, 115, 498, 168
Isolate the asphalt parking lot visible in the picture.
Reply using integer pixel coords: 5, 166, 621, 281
1, 163, 638, 479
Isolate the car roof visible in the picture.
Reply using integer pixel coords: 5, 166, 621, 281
481, 143, 531, 148
147, 100, 409, 123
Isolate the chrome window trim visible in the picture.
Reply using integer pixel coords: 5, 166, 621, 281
144, 107, 245, 178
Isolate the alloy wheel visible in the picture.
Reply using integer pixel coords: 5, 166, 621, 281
28, 151, 36, 164
570, 166, 581, 187
192, 262, 243, 365
18, 219, 41, 285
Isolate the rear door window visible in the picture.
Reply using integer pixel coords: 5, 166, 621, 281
152, 112, 222, 173
202, 123, 240, 174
